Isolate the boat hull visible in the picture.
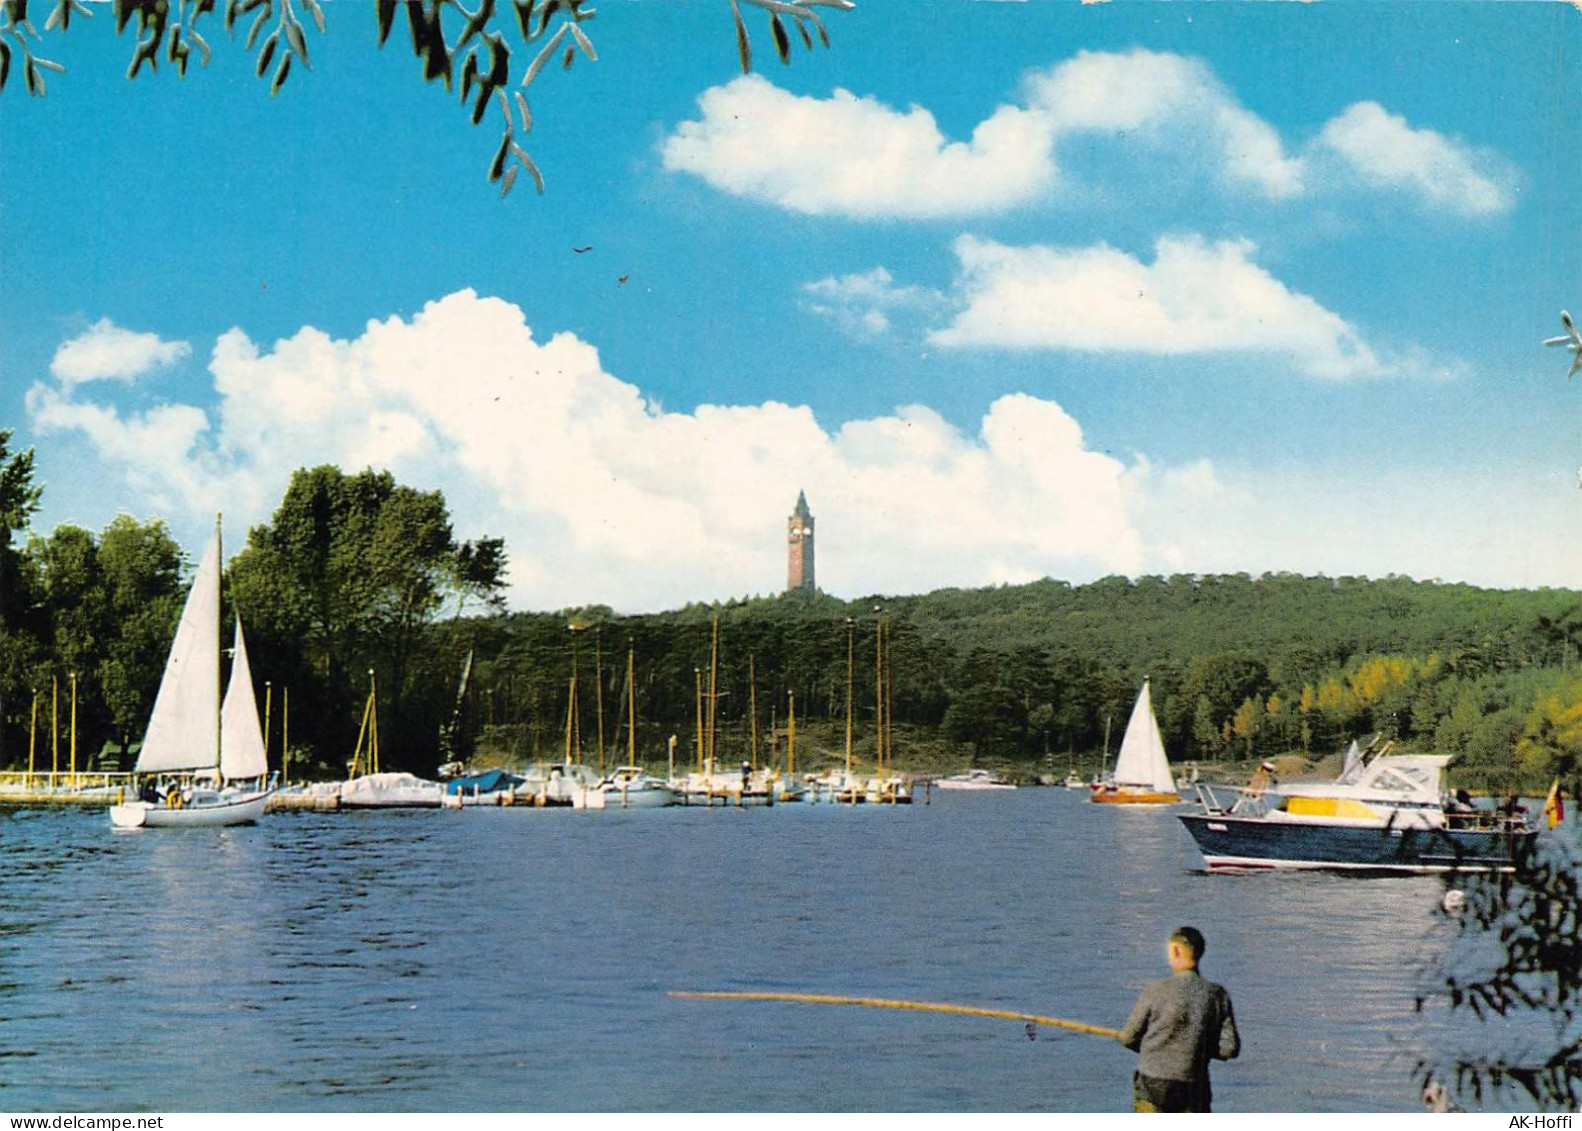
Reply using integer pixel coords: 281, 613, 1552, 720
110, 789, 273, 829
1090, 788, 1180, 805
589, 785, 676, 809
1178, 811, 1533, 873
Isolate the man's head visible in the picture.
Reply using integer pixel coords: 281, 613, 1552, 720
1168, 926, 1205, 972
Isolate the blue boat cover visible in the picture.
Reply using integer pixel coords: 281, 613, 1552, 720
444, 769, 524, 795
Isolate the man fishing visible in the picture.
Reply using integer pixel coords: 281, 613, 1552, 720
1119, 925, 1240, 1113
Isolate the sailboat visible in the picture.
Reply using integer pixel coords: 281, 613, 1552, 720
108, 521, 275, 829
1089, 677, 1180, 805
573, 646, 676, 810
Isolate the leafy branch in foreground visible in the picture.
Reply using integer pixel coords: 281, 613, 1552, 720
1417, 831, 1582, 1109
1, 0, 856, 197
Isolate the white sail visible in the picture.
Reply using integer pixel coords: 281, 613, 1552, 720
1112, 679, 1175, 794
220, 618, 269, 782
136, 529, 222, 774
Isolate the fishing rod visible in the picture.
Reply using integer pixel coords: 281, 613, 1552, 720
669, 990, 1122, 1039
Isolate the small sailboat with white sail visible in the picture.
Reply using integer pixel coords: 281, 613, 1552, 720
1089, 677, 1180, 805
109, 520, 275, 829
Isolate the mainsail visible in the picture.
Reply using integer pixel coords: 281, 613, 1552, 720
1111, 679, 1175, 794
220, 619, 268, 781
136, 530, 222, 774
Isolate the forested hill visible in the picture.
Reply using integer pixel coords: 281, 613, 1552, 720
471, 572, 1582, 792
881, 572, 1580, 671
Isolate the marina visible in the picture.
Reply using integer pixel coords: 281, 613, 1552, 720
0, 786, 1534, 1113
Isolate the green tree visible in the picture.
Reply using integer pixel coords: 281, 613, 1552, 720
1420, 837, 1582, 1109
0, 429, 42, 632
0, 431, 45, 766
230, 465, 506, 772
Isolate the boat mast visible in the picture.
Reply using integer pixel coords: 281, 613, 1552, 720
564, 672, 578, 765
707, 615, 720, 777
1101, 715, 1112, 780
594, 626, 605, 776
214, 514, 223, 784
845, 618, 854, 781
749, 654, 758, 771
884, 620, 894, 776
787, 689, 796, 779
875, 614, 884, 776
694, 669, 704, 773
627, 644, 636, 768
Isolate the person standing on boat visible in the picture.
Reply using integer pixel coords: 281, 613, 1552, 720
1118, 926, 1240, 1113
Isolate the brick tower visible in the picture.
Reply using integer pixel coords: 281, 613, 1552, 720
787, 491, 815, 595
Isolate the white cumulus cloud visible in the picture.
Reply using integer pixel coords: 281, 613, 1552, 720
1026, 49, 1305, 199
929, 233, 1389, 379
663, 52, 1515, 222
661, 74, 1056, 219
1313, 101, 1515, 216
28, 290, 1169, 611
50, 318, 191, 388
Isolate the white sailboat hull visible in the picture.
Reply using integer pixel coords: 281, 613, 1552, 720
593, 781, 677, 809
110, 789, 273, 829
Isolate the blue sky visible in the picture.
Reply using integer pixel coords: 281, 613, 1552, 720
3, 1, 1580, 612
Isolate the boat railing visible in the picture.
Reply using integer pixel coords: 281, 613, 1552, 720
1191, 780, 1276, 818
1443, 799, 1532, 835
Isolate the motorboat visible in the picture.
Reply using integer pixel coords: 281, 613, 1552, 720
1177, 753, 1535, 872
935, 769, 1015, 791
444, 768, 527, 807
863, 774, 914, 804
514, 762, 598, 806
573, 766, 676, 810
1063, 771, 1087, 790
673, 765, 775, 806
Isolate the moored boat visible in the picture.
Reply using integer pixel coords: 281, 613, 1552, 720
339, 772, 444, 808
445, 768, 527, 806
574, 765, 677, 809
935, 769, 1015, 791
1177, 753, 1535, 872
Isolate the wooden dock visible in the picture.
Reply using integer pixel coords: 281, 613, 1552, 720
0, 772, 130, 806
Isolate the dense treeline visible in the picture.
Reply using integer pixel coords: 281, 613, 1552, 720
0, 433, 505, 778
467, 577, 1582, 793
6, 429, 1582, 791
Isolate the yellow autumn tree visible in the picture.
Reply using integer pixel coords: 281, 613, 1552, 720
1515, 678, 1582, 779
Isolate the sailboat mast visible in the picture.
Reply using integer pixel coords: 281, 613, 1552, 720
875, 616, 884, 776
845, 618, 854, 780
707, 615, 719, 775
594, 627, 605, 776
749, 655, 758, 771
214, 514, 224, 783
627, 644, 636, 767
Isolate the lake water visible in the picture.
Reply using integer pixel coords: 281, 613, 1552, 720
0, 788, 1515, 1112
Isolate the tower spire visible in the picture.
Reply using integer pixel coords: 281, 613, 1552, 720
787, 491, 815, 595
